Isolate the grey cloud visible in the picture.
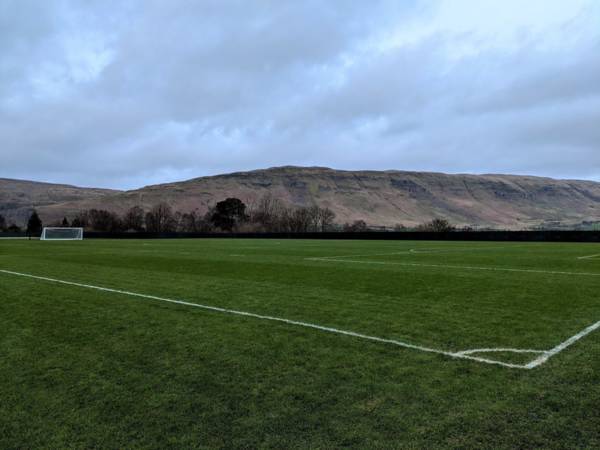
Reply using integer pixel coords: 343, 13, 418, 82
513, 99, 600, 149
1, 0, 599, 189
464, 41, 600, 114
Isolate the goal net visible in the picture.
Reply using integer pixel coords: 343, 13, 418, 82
40, 227, 84, 241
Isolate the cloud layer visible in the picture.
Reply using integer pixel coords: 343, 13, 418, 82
1, 0, 599, 188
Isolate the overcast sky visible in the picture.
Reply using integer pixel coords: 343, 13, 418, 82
1, 0, 599, 189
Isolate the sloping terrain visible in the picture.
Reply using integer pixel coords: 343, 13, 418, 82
3, 167, 600, 229
0, 178, 118, 226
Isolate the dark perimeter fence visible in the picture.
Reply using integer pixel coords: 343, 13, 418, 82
3, 230, 600, 242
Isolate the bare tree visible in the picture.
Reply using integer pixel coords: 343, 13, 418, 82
344, 220, 368, 232
197, 213, 215, 232
318, 207, 336, 232
416, 218, 455, 232
71, 211, 89, 229
303, 205, 336, 232
306, 205, 319, 231
145, 203, 176, 232
122, 206, 145, 231
88, 209, 122, 232
251, 194, 286, 231
287, 207, 313, 232
178, 211, 197, 232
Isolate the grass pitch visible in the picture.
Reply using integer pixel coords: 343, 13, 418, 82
1, 238, 600, 448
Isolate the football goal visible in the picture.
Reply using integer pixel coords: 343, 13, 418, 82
40, 227, 84, 241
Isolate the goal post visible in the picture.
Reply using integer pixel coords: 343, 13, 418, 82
40, 227, 84, 241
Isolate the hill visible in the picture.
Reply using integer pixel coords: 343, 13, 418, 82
0, 178, 118, 226
3, 167, 600, 229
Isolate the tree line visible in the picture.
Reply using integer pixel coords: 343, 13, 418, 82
48, 195, 339, 233
1, 196, 457, 234
0, 211, 43, 234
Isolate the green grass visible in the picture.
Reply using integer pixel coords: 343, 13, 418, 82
1, 238, 600, 448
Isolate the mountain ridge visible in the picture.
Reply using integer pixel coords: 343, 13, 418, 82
0, 177, 118, 226
2, 167, 600, 229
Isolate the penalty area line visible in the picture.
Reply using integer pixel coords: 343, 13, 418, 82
1, 268, 529, 370
306, 257, 600, 277
578, 254, 600, 260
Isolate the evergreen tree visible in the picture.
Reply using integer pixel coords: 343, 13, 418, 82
27, 210, 43, 236
210, 198, 248, 231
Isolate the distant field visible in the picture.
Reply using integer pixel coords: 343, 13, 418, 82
1, 239, 600, 448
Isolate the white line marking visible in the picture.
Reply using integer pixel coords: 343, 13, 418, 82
408, 245, 529, 254
314, 246, 516, 259
317, 245, 530, 259
306, 257, 600, 277
234, 246, 268, 250
0, 268, 528, 369
578, 253, 600, 260
315, 251, 412, 259
455, 348, 547, 356
525, 320, 600, 368
2, 268, 599, 370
